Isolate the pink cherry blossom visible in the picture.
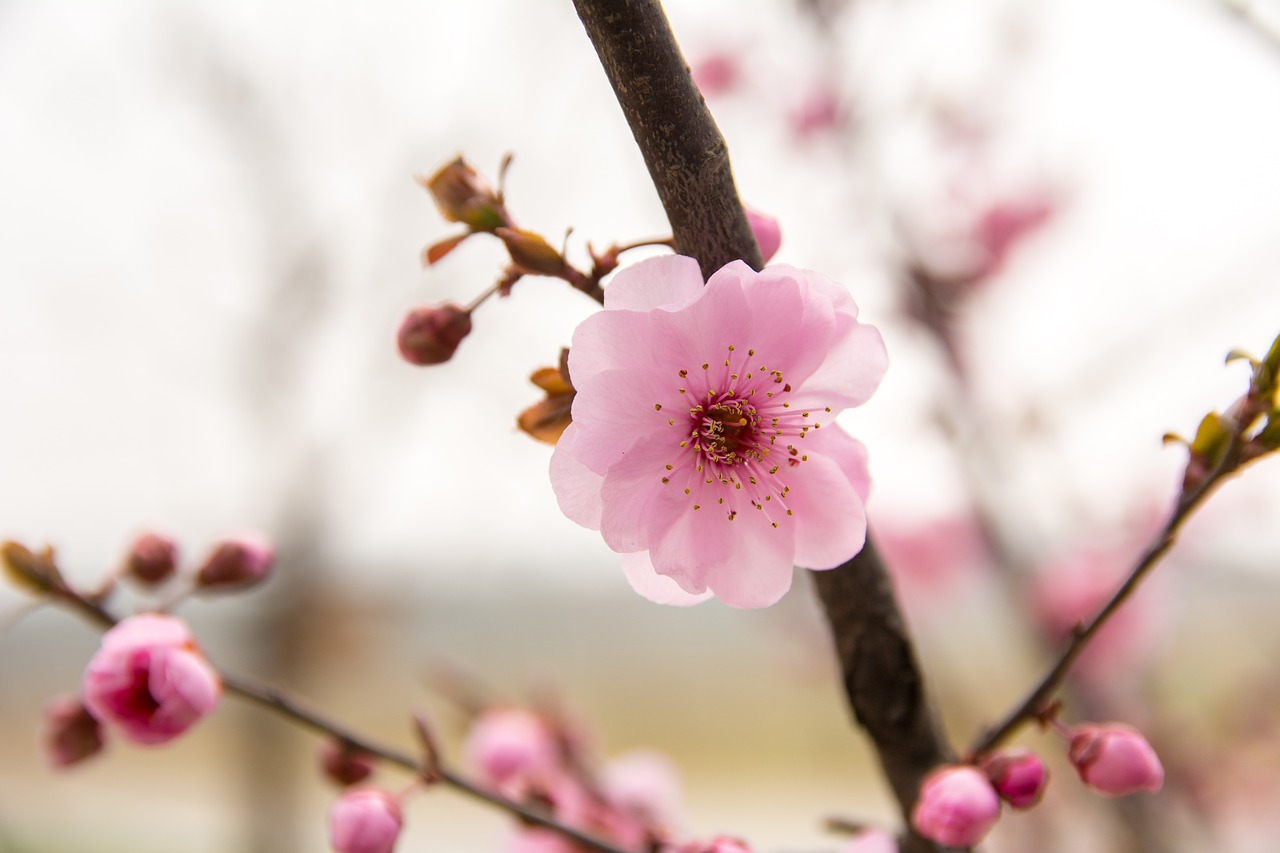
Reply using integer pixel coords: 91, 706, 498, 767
744, 208, 781, 264
550, 256, 887, 608
601, 750, 683, 830
194, 532, 277, 592
464, 707, 562, 795
81, 613, 220, 746
1068, 723, 1164, 797
328, 788, 403, 853
674, 836, 754, 853
910, 765, 1001, 847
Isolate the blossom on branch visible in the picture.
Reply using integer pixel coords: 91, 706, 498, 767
1067, 722, 1164, 797
81, 613, 220, 746
910, 765, 1001, 847
550, 256, 886, 608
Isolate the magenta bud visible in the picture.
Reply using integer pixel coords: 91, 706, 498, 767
981, 749, 1048, 809
320, 737, 375, 787
910, 765, 1001, 847
745, 207, 781, 263
397, 304, 473, 366
329, 788, 403, 853
1068, 723, 1164, 797
195, 533, 276, 592
42, 694, 105, 768
123, 532, 179, 585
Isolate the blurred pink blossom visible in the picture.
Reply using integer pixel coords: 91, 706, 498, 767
980, 749, 1048, 809
744, 208, 781, 263
790, 83, 844, 138
872, 515, 989, 610
81, 613, 220, 746
969, 194, 1054, 281
508, 827, 580, 853
910, 765, 1001, 847
551, 255, 887, 608
1030, 546, 1159, 682
690, 53, 741, 99
601, 749, 684, 830
673, 836, 754, 853
1068, 723, 1165, 797
41, 694, 104, 768
464, 707, 562, 796
328, 788, 403, 853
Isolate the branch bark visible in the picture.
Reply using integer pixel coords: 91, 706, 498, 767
572, 2, 953, 848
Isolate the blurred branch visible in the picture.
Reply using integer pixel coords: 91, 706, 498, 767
572, 2, 953, 850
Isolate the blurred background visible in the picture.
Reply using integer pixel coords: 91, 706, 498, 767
3, 0, 1280, 850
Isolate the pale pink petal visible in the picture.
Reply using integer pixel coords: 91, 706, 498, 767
549, 424, 605, 530
568, 368, 684, 474
604, 254, 705, 312
620, 551, 712, 605
698, 508, 797, 608
783, 429, 868, 569
790, 318, 888, 412
599, 432, 699, 554
568, 309, 658, 387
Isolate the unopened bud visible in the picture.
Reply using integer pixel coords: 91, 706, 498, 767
496, 227, 569, 277
1, 541, 60, 595
745, 207, 781, 263
42, 694, 105, 768
320, 737, 376, 787
123, 532, 179, 585
980, 749, 1048, 809
1068, 723, 1164, 797
397, 304, 473, 366
419, 156, 507, 232
329, 788, 403, 853
195, 533, 276, 592
910, 765, 1001, 847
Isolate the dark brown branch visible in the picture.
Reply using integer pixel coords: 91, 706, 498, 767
572, 3, 952, 848
571, 0, 763, 277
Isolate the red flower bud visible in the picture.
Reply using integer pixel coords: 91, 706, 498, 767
1068, 723, 1164, 797
319, 737, 376, 787
980, 749, 1048, 809
397, 304, 473, 366
42, 694, 105, 768
195, 533, 276, 592
123, 532, 179, 585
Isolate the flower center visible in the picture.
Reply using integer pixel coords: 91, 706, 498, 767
698, 399, 759, 463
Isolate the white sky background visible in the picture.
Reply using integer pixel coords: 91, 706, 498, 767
4, 1, 1280, 851
3, 0, 1280, 587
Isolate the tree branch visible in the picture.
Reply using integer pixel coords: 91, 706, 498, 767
572, 2, 953, 848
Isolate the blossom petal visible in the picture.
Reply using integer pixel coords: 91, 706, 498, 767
791, 318, 888, 412
568, 309, 656, 387
620, 551, 713, 605
549, 424, 605, 530
598, 431, 693, 554
604, 254, 705, 312
784, 427, 869, 569
568, 368, 684, 475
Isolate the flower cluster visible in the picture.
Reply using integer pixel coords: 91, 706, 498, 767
551, 255, 887, 608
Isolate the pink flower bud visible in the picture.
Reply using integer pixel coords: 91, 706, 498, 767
464, 707, 561, 795
839, 829, 898, 853
910, 765, 1001, 847
980, 749, 1048, 809
744, 208, 781, 263
691, 53, 741, 99
81, 613, 220, 745
601, 750, 683, 829
123, 532, 179, 585
1068, 723, 1164, 797
319, 737, 375, 787
328, 788, 403, 853
397, 304, 473, 366
195, 533, 276, 592
42, 694, 105, 767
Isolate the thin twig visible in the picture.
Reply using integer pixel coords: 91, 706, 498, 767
967, 433, 1245, 757
46, 585, 633, 853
